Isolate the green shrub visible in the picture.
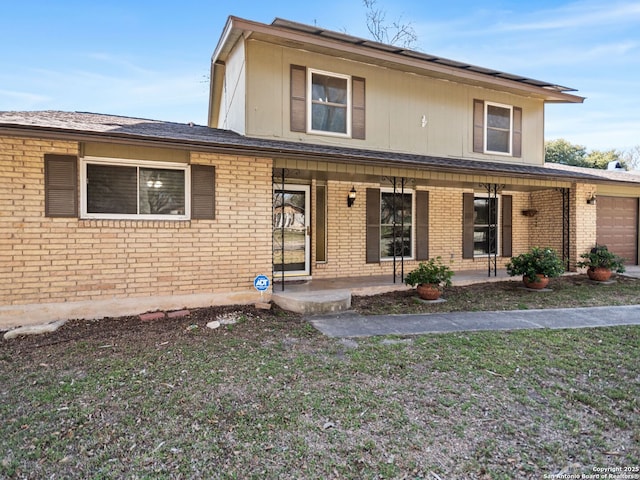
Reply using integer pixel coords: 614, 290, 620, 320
506, 247, 565, 283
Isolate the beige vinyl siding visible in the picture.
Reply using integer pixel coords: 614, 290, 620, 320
217, 39, 247, 134
244, 39, 545, 165
248, 42, 284, 136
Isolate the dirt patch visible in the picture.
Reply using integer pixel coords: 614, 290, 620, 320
1, 304, 304, 362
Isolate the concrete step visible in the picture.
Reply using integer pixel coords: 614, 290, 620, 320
272, 289, 351, 315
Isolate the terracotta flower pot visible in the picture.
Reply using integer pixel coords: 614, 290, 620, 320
416, 284, 441, 300
523, 274, 550, 290
587, 267, 612, 282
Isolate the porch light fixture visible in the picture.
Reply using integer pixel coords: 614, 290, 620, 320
587, 193, 597, 205
347, 186, 357, 207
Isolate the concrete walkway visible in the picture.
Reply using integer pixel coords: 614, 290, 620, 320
308, 305, 640, 338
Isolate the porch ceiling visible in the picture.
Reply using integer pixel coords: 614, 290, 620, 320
273, 158, 574, 192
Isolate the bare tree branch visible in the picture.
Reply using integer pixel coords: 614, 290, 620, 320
363, 0, 417, 49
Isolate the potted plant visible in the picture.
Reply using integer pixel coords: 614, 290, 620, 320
576, 244, 625, 282
506, 246, 565, 289
404, 257, 454, 300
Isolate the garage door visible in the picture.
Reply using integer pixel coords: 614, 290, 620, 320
596, 196, 639, 264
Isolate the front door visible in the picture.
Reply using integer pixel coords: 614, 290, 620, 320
273, 185, 310, 276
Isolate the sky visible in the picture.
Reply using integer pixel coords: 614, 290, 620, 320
1, 0, 639, 152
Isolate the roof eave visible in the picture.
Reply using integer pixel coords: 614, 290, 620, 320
213, 16, 584, 104
0, 122, 611, 185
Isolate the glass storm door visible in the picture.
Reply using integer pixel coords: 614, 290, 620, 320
273, 185, 310, 276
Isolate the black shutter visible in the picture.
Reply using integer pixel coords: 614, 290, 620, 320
315, 184, 327, 262
415, 190, 429, 260
366, 188, 381, 263
473, 99, 484, 153
463, 193, 475, 259
290, 65, 306, 132
502, 195, 513, 257
191, 165, 215, 219
352, 76, 366, 139
512, 107, 522, 158
44, 154, 78, 217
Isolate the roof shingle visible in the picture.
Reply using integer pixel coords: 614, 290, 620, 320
0, 110, 633, 185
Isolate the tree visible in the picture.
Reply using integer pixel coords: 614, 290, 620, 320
362, 0, 417, 48
544, 139, 628, 170
544, 139, 587, 166
621, 145, 640, 171
585, 149, 627, 170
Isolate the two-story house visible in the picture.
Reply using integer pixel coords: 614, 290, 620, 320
1, 16, 639, 330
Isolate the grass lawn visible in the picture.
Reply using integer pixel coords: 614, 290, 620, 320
1, 275, 639, 479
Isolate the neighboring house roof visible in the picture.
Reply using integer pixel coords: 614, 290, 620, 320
0, 110, 624, 187
546, 162, 640, 184
212, 16, 585, 105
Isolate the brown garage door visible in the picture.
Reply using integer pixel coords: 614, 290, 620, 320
596, 196, 639, 264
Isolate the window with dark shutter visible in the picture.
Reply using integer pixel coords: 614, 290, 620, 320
415, 191, 429, 260
191, 165, 215, 220
463, 193, 506, 258
473, 100, 522, 157
291, 65, 366, 139
45, 154, 78, 217
366, 188, 381, 263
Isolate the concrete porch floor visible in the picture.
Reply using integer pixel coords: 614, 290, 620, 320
271, 266, 640, 315
271, 268, 514, 314
274, 268, 514, 294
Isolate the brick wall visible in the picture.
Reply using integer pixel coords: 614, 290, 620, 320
312, 182, 533, 278
528, 189, 564, 253
0, 136, 273, 310
1, 133, 602, 324
572, 182, 597, 267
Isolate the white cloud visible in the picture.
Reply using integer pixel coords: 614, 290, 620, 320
0, 89, 50, 109
497, 1, 640, 32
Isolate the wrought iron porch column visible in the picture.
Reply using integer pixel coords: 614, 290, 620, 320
272, 168, 286, 291
480, 183, 501, 277
390, 177, 408, 284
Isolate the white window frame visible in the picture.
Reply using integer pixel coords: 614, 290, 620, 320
307, 68, 352, 138
484, 101, 513, 156
80, 156, 191, 220
380, 188, 415, 261
473, 193, 501, 257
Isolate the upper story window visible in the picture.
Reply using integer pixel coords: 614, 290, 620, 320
310, 70, 350, 135
485, 103, 512, 154
81, 157, 190, 220
290, 65, 365, 139
473, 99, 522, 157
